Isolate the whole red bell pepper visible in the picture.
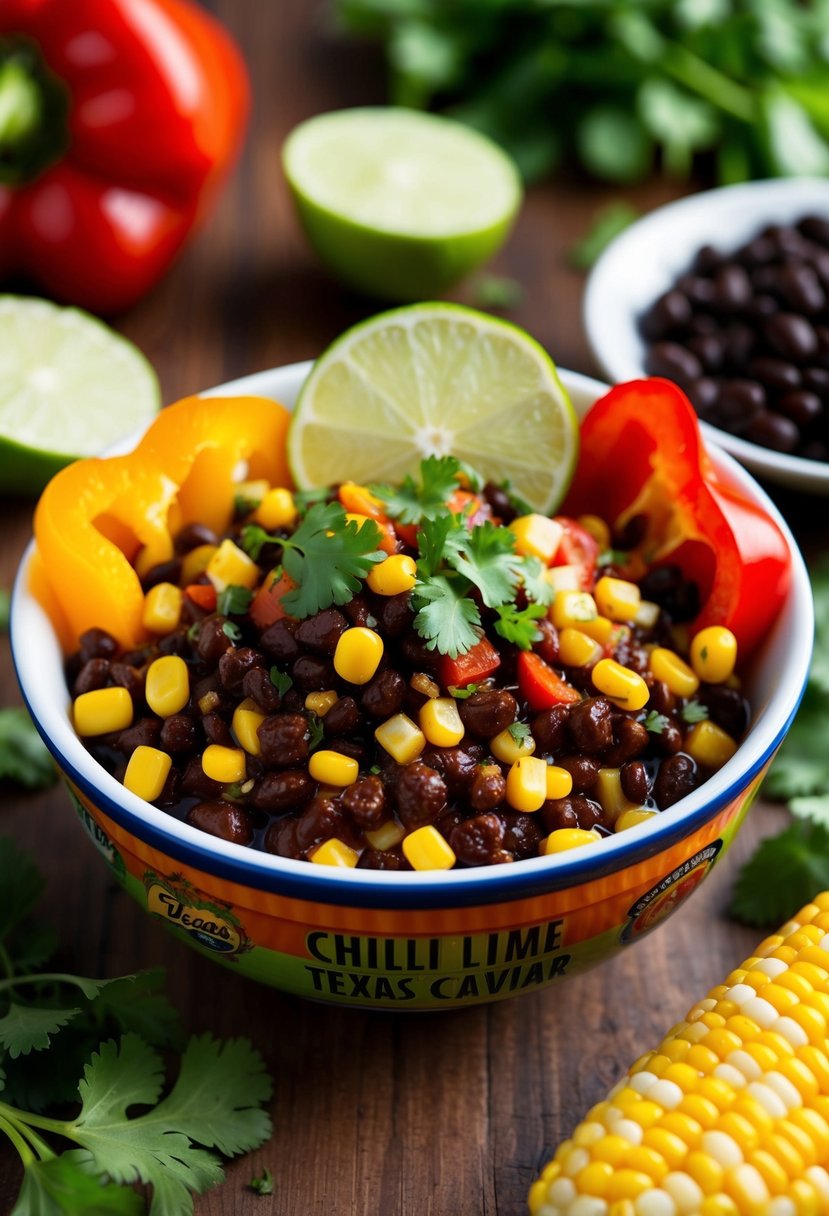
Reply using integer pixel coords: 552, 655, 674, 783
563, 378, 792, 658
0, 0, 248, 312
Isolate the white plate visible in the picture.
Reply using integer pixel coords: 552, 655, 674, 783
584, 178, 829, 495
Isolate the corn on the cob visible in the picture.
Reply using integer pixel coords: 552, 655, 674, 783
529, 896, 829, 1216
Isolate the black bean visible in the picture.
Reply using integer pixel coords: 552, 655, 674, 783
449, 814, 505, 866
358, 847, 408, 871
202, 712, 233, 747
158, 632, 190, 659
482, 481, 517, 524
603, 717, 649, 766
218, 647, 262, 693
644, 341, 703, 386
291, 655, 334, 692
765, 313, 818, 360
696, 685, 749, 739
567, 697, 614, 754
722, 323, 755, 366
109, 663, 145, 702
251, 769, 316, 812
712, 264, 751, 311
744, 411, 800, 453
264, 816, 302, 859
803, 367, 829, 398
395, 763, 447, 830
361, 669, 406, 717
258, 712, 310, 768
259, 619, 300, 664
160, 713, 199, 754
242, 665, 283, 713
115, 717, 161, 755
778, 264, 825, 314
197, 616, 234, 663
323, 696, 362, 736
687, 334, 725, 373
648, 680, 677, 717
296, 797, 344, 851
738, 237, 776, 267
73, 658, 110, 696
653, 754, 698, 809
778, 390, 823, 428
540, 797, 580, 833
621, 760, 650, 804
140, 558, 182, 592
469, 765, 506, 812
716, 380, 766, 432
296, 608, 349, 655
342, 776, 387, 829
377, 593, 413, 638
180, 757, 224, 799
343, 594, 376, 627
531, 705, 570, 754
746, 357, 802, 393
692, 244, 723, 274
501, 811, 543, 860
532, 619, 560, 666
655, 720, 683, 757
458, 689, 517, 738
174, 522, 219, 553
799, 215, 829, 246
425, 747, 482, 797
187, 801, 254, 845
79, 627, 119, 663
640, 290, 692, 341
556, 755, 599, 793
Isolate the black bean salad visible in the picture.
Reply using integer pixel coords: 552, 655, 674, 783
640, 215, 829, 461
67, 458, 747, 870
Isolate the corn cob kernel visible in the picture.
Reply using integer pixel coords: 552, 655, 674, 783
552, 590, 599, 631
541, 828, 601, 855
73, 686, 133, 736
142, 582, 182, 634
528, 897, 829, 1216
546, 765, 574, 801
367, 554, 418, 596
202, 744, 245, 784
254, 487, 297, 531
333, 626, 384, 685
402, 825, 455, 871
544, 565, 582, 595
123, 745, 172, 802
145, 655, 190, 718
308, 749, 359, 787
649, 648, 700, 698
419, 696, 465, 748
364, 820, 406, 851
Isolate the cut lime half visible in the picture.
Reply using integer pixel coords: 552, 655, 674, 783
288, 303, 578, 513
282, 108, 523, 300
0, 296, 160, 495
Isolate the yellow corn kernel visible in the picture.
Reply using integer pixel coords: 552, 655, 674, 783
509, 513, 563, 562
73, 686, 133, 736
698, 1198, 738, 1216
375, 713, 425, 764
123, 745, 172, 802
546, 765, 573, 800
202, 744, 245, 784
592, 658, 650, 710
685, 720, 738, 769
364, 820, 406, 851
505, 756, 548, 812
616, 808, 658, 832
558, 627, 603, 667
577, 614, 616, 646
595, 767, 634, 825
198, 690, 220, 715
305, 690, 338, 717
419, 697, 465, 748
574, 1160, 613, 1197
685, 1150, 724, 1193
254, 486, 297, 531
595, 576, 641, 623
402, 825, 456, 871
309, 838, 359, 868
333, 626, 384, 685
649, 647, 700, 698
577, 513, 611, 548
142, 582, 182, 634
206, 538, 259, 592
623, 1146, 668, 1182
543, 565, 581, 595
180, 543, 217, 585
367, 554, 417, 596
145, 655, 190, 718
551, 590, 598, 631
606, 1170, 653, 1201
232, 698, 266, 755
541, 828, 600, 854
642, 1127, 689, 1170
308, 749, 359, 787
634, 600, 661, 630
691, 626, 738, 685
489, 726, 535, 765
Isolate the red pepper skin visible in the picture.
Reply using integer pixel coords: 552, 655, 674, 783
439, 636, 501, 689
184, 583, 216, 612
249, 571, 297, 631
563, 379, 791, 657
550, 516, 600, 590
0, 0, 248, 312
517, 651, 581, 712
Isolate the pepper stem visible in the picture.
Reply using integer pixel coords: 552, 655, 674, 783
0, 55, 42, 150
0, 39, 69, 186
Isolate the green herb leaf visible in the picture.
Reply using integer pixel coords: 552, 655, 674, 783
764, 684, 829, 800
416, 514, 464, 579
494, 602, 547, 650
14, 1154, 144, 1215
730, 820, 829, 927
0, 588, 9, 633
373, 456, 461, 524
0, 708, 56, 790
249, 1168, 274, 1197
293, 487, 329, 515
221, 621, 242, 644
306, 714, 325, 752
519, 556, 554, 607
507, 721, 531, 745
449, 523, 523, 609
412, 576, 481, 658
269, 668, 293, 697
569, 203, 639, 270
644, 710, 669, 734
448, 683, 480, 700
681, 700, 709, 724
90, 971, 185, 1052
278, 503, 385, 618
0, 1003, 81, 1058
240, 524, 278, 563
217, 585, 253, 617
233, 492, 261, 519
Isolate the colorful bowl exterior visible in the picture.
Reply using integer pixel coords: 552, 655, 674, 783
11, 366, 813, 1011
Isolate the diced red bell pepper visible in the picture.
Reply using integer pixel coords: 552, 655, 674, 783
249, 570, 296, 630
550, 516, 600, 590
439, 636, 501, 689
447, 488, 493, 529
563, 379, 791, 657
184, 583, 217, 612
517, 651, 582, 712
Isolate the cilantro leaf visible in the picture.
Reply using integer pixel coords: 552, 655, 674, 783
278, 503, 385, 618
764, 684, 829, 800
240, 524, 278, 563
0, 708, 56, 790
0, 1003, 81, 1058
373, 456, 461, 524
416, 514, 464, 578
808, 556, 829, 696
790, 794, 829, 827
293, 486, 329, 514
449, 523, 523, 608
217, 585, 253, 617
681, 700, 709, 724
249, 1167, 274, 1197
494, 602, 547, 649
14, 1154, 143, 1215
0, 588, 9, 634
507, 722, 531, 745
412, 576, 481, 657
269, 668, 293, 697
90, 971, 184, 1051
519, 556, 554, 607
307, 714, 325, 752
644, 710, 669, 734
221, 621, 242, 644
730, 820, 829, 927
449, 683, 480, 700
233, 492, 261, 519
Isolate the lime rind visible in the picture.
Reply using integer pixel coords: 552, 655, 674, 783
288, 302, 579, 513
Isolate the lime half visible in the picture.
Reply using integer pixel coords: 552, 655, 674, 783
0, 296, 160, 495
282, 108, 522, 300
288, 303, 578, 513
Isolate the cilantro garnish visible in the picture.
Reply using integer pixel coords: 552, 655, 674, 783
498, 479, 533, 518
598, 547, 628, 567
0, 708, 56, 790
681, 700, 709, 724
450, 523, 523, 608
293, 486, 329, 515
0, 838, 271, 1212
233, 492, 261, 518
449, 683, 481, 700
412, 576, 482, 658
269, 668, 293, 697
494, 602, 547, 649
243, 503, 385, 619
250, 1167, 275, 1196
222, 621, 242, 643
372, 456, 462, 524
643, 710, 669, 734
507, 722, 531, 745
307, 714, 325, 751
217, 584, 253, 617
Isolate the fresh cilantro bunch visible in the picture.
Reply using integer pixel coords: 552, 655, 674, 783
241, 501, 386, 618
0, 837, 272, 1215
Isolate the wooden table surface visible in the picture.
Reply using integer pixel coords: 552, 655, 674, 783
0, 3, 822, 1213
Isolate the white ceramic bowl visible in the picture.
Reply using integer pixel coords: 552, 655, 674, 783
10, 364, 813, 1010
585, 178, 829, 495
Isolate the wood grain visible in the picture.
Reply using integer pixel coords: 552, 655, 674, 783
0, 2, 821, 1212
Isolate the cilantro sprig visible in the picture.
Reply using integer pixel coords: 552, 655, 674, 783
242, 502, 385, 619
0, 837, 272, 1213
372, 456, 464, 525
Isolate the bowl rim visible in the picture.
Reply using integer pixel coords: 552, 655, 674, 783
11, 361, 814, 909
583, 177, 829, 495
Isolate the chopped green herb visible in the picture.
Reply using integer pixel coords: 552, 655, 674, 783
249, 1167, 274, 1196
187, 621, 201, 645
372, 455, 462, 525
241, 524, 278, 563
233, 492, 261, 518
681, 700, 709, 724
507, 721, 531, 745
598, 548, 629, 568
0, 588, 9, 633
222, 621, 242, 643
643, 710, 669, 735
0, 708, 56, 790
369, 764, 382, 776
494, 602, 547, 650
217, 584, 254, 617
306, 713, 325, 751
412, 575, 482, 658
269, 668, 293, 697
293, 486, 329, 514
448, 683, 481, 700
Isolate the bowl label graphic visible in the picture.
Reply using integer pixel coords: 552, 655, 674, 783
143, 872, 252, 957
620, 841, 723, 944
69, 787, 126, 880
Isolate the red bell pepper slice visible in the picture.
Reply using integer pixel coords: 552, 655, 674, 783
0, 0, 248, 313
439, 636, 501, 689
550, 516, 600, 590
184, 583, 217, 612
517, 651, 582, 712
563, 379, 791, 657
250, 570, 297, 631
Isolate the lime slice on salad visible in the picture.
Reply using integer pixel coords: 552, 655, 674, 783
288, 303, 579, 513
0, 296, 160, 495
282, 107, 522, 300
